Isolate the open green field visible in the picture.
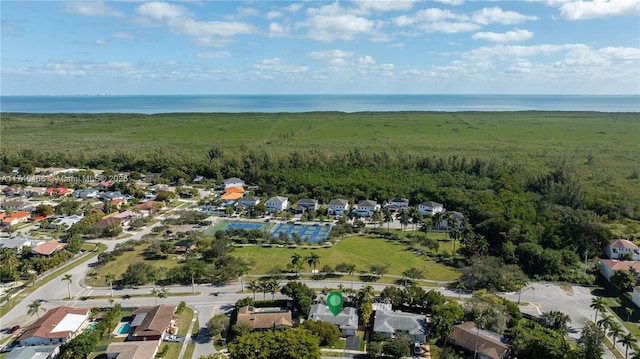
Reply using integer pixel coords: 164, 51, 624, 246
234, 235, 460, 282
2, 111, 638, 166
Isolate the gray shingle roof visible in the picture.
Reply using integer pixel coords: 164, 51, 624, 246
373, 310, 428, 336
308, 304, 358, 330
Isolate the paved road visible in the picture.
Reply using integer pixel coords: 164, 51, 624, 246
0, 213, 628, 359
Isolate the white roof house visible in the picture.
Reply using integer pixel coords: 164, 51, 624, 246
18, 306, 90, 346
418, 201, 445, 216
265, 196, 288, 213
605, 239, 640, 261
355, 200, 380, 217
373, 309, 428, 342
223, 177, 245, 189
328, 199, 349, 216
309, 304, 358, 337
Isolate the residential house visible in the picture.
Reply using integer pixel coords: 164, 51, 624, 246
111, 198, 127, 209
0, 236, 46, 253
223, 177, 245, 189
5, 345, 61, 359
52, 215, 84, 230
328, 199, 349, 216
74, 188, 99, 199
45, 187, 73, 197
296, 198, 319, 213
103, 191, 125, 200
355, 200, 381, 218
0, 211, 32, 226
31, 240, 67, 256
632, 287, 640, 309
386, 197, 409, 212
449, 321, 510, 359
148, 184, 176, 193
220, 187, 244, 201
91, 217, 125, 231
130, 305, 176, 341
24, 186, 48, 197
605, 239, 640, 261
236, 306, 293, 331
18, 306, 90, 346
599, 259, 640, 280
308, 304, 358, 337
106, 342, 159, 359
0, 201, 32, 211
3, 187, 25, 197
265, 196, 289, 214
417, 201, 445, 216
135, 201, 164, 216
238, 196, 260, 207
372, 309, 428, 342
96, 181, 114, 190
174, 241, 197, 254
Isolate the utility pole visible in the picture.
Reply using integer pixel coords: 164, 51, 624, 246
583, 250, 589, 279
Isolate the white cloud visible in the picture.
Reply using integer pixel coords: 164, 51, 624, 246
308, 50, 355, 60
137, 2, 255, 38
298, 13, 375, 42
268, 22, 290, 37
472, 7, 538, 25
284, 3, 304, 13
434, 0, 465, 5
266, 11, 283, 20
59, 1, 124, 18
252, 58, 310, 80
393, 8, 480, 33
472, 29, 534, 43
95, 39, 108, 45
355, 1, 417, 13
554, 0, 640, 20
195, 51, 232, 59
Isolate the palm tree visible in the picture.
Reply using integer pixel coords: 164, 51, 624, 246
358, 285, 374, 304
150, 288, 160, 305
346, 264, 356, 290
247, 280, 259, 301
290, 253, 302, 278
619, 332, 638, 359
420, 217, 432, 238
410, 208, 422, 231
371, 210, 382, 227
540, 310, 571, 333
608, 321, 623, 350
238, 262, 249, 292
432, 211, 444, 232
258, 278, 269, 300
597, 314, 613, 332
105, 273, 116, 298
399, 212, 410, 232
591, 297, 607, 323
383, 211, 393, 232
159, 287, 169, 303
27, 299, 45, 319
306, 253, 320, 273
626, 307, 634, 322
449, 224, 461, 257
267, 277, 279, 300
473, 311, 490, 359
454, 280, 466, 299
62, 274, 72, 299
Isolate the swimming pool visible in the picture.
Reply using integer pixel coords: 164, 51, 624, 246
116, 322, 131, 335
87, 323, 97, 330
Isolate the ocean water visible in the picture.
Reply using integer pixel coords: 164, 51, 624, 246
1, 94, 638, 114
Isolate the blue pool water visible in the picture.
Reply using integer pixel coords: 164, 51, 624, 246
87, 323, 97, 330
116, 322, 131, 335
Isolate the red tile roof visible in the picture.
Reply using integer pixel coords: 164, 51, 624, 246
600, 259, 640, 272
609, 239, 640, 250
32, 240, 67, 256
18, 306, 89, 342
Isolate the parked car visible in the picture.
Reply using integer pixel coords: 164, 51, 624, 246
8, 325, 20, 334
164, 334, 183, 343
414, 342, 422, 355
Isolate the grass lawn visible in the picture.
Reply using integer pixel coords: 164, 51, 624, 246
233, 234, 460, 281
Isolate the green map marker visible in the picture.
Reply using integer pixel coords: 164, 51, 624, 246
327, 292, 344, 316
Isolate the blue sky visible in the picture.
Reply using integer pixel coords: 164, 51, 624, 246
1, 0, 639, 95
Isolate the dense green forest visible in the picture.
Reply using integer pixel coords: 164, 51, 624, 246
1, 111, 639, 282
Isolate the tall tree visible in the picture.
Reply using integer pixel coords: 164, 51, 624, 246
290, 253, 302, 278
62, 274, 73, 299
27, 299, 45, 319
247, 280, 259, 301
539, 310, 571, 333
383, 211, 394, 232
581, 322, 605, 359
306, 253, 320, 273
590, 297, 607, 324
619, 333, 638, 359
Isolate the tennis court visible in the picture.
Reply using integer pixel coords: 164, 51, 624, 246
220, 222, 269, 231
272, 223, 332, 243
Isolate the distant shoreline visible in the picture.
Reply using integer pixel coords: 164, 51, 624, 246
2, 94, 638, 113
